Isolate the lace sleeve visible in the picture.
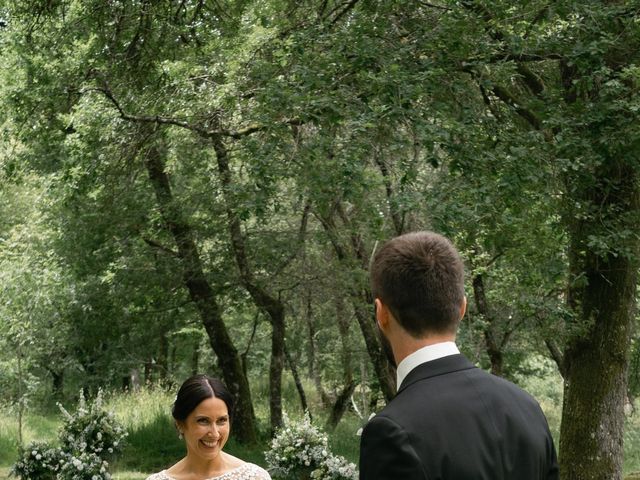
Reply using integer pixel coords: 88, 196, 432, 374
225, 463, 271, 479
145, 472, 170, 480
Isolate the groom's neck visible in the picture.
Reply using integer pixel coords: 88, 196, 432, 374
392, 332, 457, 366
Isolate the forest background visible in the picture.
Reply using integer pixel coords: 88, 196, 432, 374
1, 1, 640, 479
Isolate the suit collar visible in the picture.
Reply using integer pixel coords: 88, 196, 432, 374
396, 342, 459, 389
396, 354, 476, 395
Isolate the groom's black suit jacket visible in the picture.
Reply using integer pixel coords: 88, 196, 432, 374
359, 354, 559, 480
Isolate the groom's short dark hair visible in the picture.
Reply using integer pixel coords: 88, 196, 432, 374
371, 231, 465, 337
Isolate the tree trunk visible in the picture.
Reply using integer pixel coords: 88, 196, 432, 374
284, 344, 310, 415
169, 344, 177, 379
157, 332, 169, 381
559, 164, 639, 480
16, 342, 24, 447
317, 208, 396, 401
191, 338, 200, 375
353, 302, 396, 401
143, 137, 257, 443
211, 132, 285, 433
326, 296, 356, 430
269, 309, 285, 434
144, 359, 153, 383
326, 380, 356, 431
47, 367, 64, 399
305, 292, 330, 408
472, 273, 504, 377
130, 368, 141, 390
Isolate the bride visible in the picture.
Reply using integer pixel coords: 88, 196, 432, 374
146, 375, 271, 480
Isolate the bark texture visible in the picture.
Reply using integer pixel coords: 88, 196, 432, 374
212, 132, 286, 433
472, 273, 504, 377
318, 205, 396, 401
560, 163, 639, 480
144, 139, 257, 443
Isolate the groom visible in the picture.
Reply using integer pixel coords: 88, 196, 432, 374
359, 231, 559, 479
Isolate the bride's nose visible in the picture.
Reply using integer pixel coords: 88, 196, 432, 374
208, 424, 221, 438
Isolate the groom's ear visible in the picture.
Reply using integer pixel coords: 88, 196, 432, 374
458, 296, 467, 322
375, 298, 390, 331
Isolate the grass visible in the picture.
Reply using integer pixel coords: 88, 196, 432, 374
327, 414, 361, 463
625, 406, 640, 478
0, 408, 60, 465
0, 376, 639, 479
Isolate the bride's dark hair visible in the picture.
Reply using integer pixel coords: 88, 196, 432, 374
172, 374, 234, 423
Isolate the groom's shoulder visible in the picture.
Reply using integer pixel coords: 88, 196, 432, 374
391, 357, 543, 415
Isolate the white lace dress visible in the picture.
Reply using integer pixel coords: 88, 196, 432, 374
145, 463, 271, 480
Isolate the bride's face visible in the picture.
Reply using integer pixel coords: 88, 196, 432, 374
180, 396, 230, 461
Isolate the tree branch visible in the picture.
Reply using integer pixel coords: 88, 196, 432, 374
328, 0, 360, 26
478, 52, 563, 64
524, 2, 553, 39
516, 63, 546, 97
544, 335, 566, 378
491, 84, 542, 130
417, 1, 453, 11
273, 200, 312, 276
85, 83, 300, 139
460, 0, 561, 99
142, 236, 179, 256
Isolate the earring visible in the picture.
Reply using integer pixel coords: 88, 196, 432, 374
178, 431, 183, 440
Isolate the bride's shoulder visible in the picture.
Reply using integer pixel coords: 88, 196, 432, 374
215, 454, 270, 479
145, 471, 172, 480
236, 462, 271, 479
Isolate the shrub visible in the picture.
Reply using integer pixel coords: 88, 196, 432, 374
11, 442, 63, 480
265, 413, 357, 480
10, 390, 127, 480
58, 390, 127, 458
57, 451, 111, 480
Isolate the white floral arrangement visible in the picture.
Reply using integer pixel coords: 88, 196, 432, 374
58, 389, 127, 458
265, 413, 358, 480
11, 442, 63, 480
10, 390, 126, 480
57, 451, 111, 480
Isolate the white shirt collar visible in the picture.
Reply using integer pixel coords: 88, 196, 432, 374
395, 341, 459, 391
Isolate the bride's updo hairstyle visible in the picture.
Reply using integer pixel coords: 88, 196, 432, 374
172, 374, 235, 423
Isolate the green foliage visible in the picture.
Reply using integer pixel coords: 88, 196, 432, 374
1, 1, 640, 476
